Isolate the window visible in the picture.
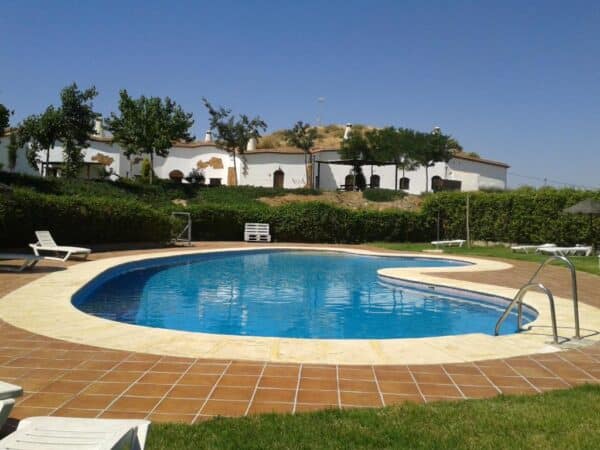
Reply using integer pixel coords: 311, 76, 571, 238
399, 177, 410, 190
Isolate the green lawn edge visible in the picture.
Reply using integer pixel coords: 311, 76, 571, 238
372, 242, 599, 276
147, 385, 600, 450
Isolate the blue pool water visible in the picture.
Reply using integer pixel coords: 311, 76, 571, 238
73, 250, 536, 339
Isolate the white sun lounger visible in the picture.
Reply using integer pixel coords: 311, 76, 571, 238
29, 231, 91, 262
0, 381, 23, 401
431, 239, 466, 248
0, 417, 151, 450
0, 254, 44, 272
244, 223, 271, 242
0, 399, 15, 431
538, 246, 593, 257
510, 243, 556, 253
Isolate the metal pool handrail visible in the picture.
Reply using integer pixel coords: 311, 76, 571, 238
495, 282, 559, 344
524, 255, 580, 339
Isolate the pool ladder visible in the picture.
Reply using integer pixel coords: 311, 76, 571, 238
494, 255, 581, 344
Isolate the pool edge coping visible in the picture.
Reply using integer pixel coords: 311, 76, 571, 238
1, 245, 599, 365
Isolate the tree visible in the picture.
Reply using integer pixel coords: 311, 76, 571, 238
106, 90, 194, 184
59, 83, 99, 178
339, 128, 374, 190
0, 103, 12, 137
203, 98, 267, 186
283, 121, 318, 188
7, 132, 19, 171
412, 129, 455, 193
18, 106, 63, 175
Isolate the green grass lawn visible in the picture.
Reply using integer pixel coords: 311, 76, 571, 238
372, 242, 599, 276
147, 385, 600, 449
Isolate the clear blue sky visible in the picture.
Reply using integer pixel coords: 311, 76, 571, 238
1, 0, 599, 188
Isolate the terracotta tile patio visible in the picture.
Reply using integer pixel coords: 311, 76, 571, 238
0, 243, 599, 430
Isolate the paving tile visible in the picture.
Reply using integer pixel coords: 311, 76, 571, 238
262, 365, 300, 378
62, 394, 115, 410
373, 369, 414, 382
498, 386, 539, 395
168, 384, 212, 399
301, 367, 336, 378
16, 377, 54, 393
178, 373, 221, 386
378, 381, 420, 395
340, 392, 382, 407
139, 372, 182, 385
297, 390, 338, 405
53, 407, 102, 418
19, 392, 72, 408
412, 372, 452, 384
248, 402, 294, 415
459, 385, 500, 399
527, 377, 570, 390
82, 382, 131, 396
108, 396, 161, 413
339, 379, 378, 393
99, 371, 144, 383
259, 376, 298, 389
59, 370, 105, 382
338, 367, 375, 380
295, 403, 337, 413
253, 388, 296, 403
486, 375, 532, 388
417, 383, 462, 397
41, 380, 89, 394
125, 383, 173, 397
299, 378, 337, 391
187, 363, 228, 375
217, 375, 258, 387
100, 411, 149, 419
149, 413, 196, 423
210, 386, 255, 401
154, 398, 206, 415
449, 374, 493, 387
151, 362, 191, 373
443, 364, 481, 375
201, 400, 249, 416
77, 360, 119, 371
408, 365, 446, 375
10, 406, 55, 419
114, 361, 157, 372
509, 366, 555, 378
424, 395, 463, 403
226, 364, 264, 376
382, 394, 423, 405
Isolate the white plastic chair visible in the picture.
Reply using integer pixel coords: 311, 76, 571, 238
431, 239, 466, 248
29, 231, 91, 262
244, 223, 271, 242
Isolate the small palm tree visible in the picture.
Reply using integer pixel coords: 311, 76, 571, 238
284, 121, 318, 188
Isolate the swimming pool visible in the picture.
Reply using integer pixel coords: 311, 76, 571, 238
73, 250, 537, 339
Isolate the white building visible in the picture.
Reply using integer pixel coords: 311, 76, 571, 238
0, 128, 509, 194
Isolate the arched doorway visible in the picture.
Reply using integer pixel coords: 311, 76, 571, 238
431, 175, 443, 192
273, 169, 284, 188
399, 177, 410, 190
369, 174, 380, 188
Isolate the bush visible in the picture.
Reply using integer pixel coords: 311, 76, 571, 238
0, 188, 172, 247
181, 201, 431, 243
363, 189, 406, 202
422, 188, 600, 245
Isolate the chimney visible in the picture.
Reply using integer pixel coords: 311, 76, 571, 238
94, 117, 104, 137
247, 137, 257, 151
204, 130, 212, 142
343, 123, 352, 140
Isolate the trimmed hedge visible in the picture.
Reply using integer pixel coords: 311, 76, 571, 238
179, 202, 431, 243
422, 188, 600, 245
0, 188, 172, 247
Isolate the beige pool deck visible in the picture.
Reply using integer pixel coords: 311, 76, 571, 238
0, 242, 599, 425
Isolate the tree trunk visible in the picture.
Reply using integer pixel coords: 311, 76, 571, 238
149, 152, 154, 184
425, 165, 429, 193
45, 148, 50, 177
304, 152, 311, 189
232, 151, 238, 186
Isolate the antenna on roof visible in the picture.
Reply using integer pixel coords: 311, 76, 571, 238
317, 97, 325, 126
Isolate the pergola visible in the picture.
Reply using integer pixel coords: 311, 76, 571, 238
314, 159, 399, 190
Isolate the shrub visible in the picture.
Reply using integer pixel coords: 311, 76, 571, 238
0, 188, 172, 247
363, 189, 406, 202
422, 188, 600, 245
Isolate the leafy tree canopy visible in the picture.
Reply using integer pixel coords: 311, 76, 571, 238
203, 98, 266, 184
0, 103, 12, 137
283, 121, 318, 153
18, 106, 63, 171
106, 90, 194, 183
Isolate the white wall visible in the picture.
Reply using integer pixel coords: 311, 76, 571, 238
242, 153, 308, 188
153, 146, 232, 184
447, 158, 507, 190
